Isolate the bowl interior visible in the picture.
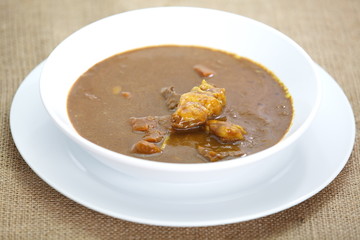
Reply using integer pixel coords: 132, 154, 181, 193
40, 7, 320, 164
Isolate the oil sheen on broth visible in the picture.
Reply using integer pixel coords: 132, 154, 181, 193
67, 45, 293, 163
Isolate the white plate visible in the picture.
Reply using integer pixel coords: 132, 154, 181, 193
10, 61, 355, 227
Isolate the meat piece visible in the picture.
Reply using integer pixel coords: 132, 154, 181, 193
129, 116, 152, 131
197, 146, 245, 162
129, 116, 171, 132
193, 64, 215, 77
171, 102, 208, 129
205, 120, 247, 142
129, 116, 172, 154
143, 130, 164, 143
178, 91, 224, 116
172, 80, 226, 129
161, 86, 181, 110
131, 140, 162, 154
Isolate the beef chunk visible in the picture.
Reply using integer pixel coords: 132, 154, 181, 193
129, 116, 171, 132
129, 115, 172, 154
197, 145, 245, 162
143, 130, 164, 143
171, 80, 226, 129
205, 119, 247, 142
193, 64, 215, 77
161, 86, 181, 110
131, 140, 162, 154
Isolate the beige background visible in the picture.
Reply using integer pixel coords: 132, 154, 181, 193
1, 0, 359, 239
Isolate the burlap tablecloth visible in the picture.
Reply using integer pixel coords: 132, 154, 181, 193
1, 0, 359, 239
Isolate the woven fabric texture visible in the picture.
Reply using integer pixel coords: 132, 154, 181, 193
1, 0, 359, 239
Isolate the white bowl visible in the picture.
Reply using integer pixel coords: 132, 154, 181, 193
40, 7, 321, 185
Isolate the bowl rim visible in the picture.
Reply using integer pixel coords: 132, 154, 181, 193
40, 6, 322, 172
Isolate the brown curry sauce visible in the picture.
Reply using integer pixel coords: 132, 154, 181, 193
67, 45, 293, 163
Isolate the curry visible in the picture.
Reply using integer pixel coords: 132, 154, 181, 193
67, 45, 293, 163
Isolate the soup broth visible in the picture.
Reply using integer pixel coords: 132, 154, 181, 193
67, 46, 293, 163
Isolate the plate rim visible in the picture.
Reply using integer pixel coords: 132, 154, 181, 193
9, 61, 356, 227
